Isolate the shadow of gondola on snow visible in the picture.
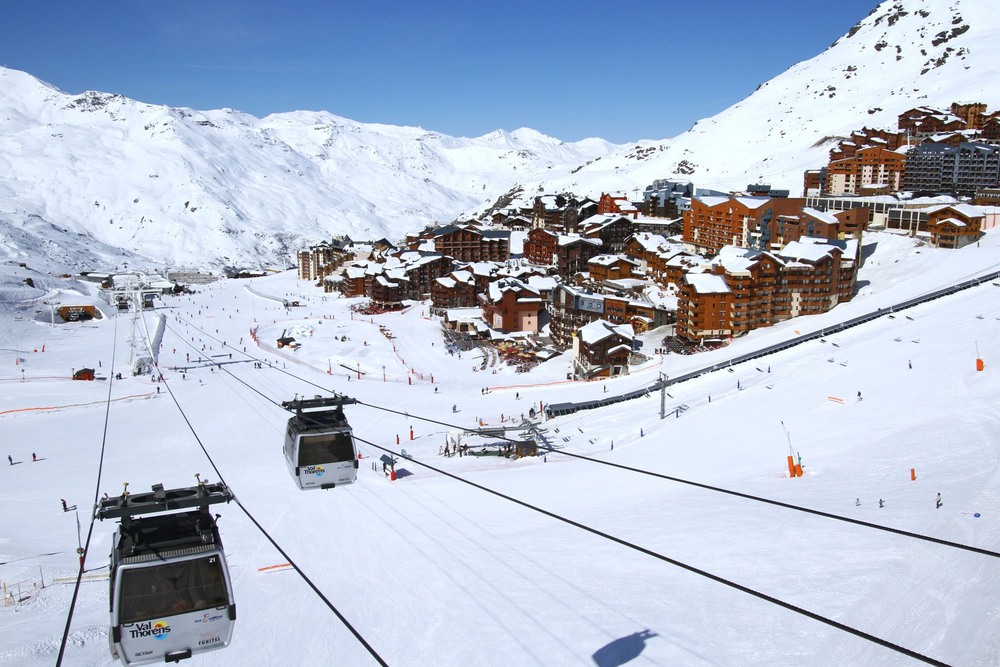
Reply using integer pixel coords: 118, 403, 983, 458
393, 468, 414, 479
592, 629, 658, 667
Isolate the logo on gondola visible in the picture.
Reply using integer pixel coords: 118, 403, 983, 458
303, 465, 325, 477
195, 613, 225, 624
130, 620, 171, 640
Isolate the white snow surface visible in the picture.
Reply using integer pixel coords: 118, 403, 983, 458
1, 226, 1000, 666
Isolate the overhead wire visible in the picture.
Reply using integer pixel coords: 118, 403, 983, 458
175, 313, 958, 665
351, 434, 950, 667
101, 309, 390, 666
55, 302, 120, 666
170, 312, 1000, 560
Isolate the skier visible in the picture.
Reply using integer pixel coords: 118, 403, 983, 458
7, 454, 12, 465
936, 492, 942, 509
452, 404, 457, 413
61, 499, 68, 512
32, 453, 37, 462
855, 498, 861, 506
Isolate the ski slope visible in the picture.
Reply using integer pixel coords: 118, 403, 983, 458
1, 230, 999, 666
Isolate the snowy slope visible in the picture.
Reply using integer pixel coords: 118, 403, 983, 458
0, 67, 616, 271
533, 0, 1000, 199
1, 228, 999, 666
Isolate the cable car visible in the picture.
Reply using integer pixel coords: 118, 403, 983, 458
97, 480, 236, 666
281, 395, 359, 490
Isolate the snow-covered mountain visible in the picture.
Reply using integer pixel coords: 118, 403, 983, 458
0, 67, 616, 271
1, 0, 998, 271
531, 0, 1000, 200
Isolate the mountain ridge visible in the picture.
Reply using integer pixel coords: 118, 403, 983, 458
2, 0, 999, 271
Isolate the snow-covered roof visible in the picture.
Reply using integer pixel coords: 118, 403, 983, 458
922, 203, 984, 219
801, 207, 839, 225
558, 234, 602, 247
935, 217, 967, 228
695, 195, 771, 210
345, 266, 367, 279
714, 246, 761, 274
628, 232, 669, 252
486, 278, 539, 303
684, 273, 730, 294
577, 319, 633, 345
589, 254, 637, 267
778, 240, 837, 263
526, 275, 558, 291
444, 307, 482, 321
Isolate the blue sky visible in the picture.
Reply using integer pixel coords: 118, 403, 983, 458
2, 0, 881, 143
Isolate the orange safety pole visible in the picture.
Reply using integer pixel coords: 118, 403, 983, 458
787, 455, 796, 479
794, 463, 803, 477
911, 468, 916, 481
976, 358, 985, 371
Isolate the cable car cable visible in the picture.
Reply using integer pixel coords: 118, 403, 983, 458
170, 314, 1000, 560
354, 399, 1000, 560
352, 434, 950, 667
148, 325, 390, 666
172, 314, 960, 664
56, 312, 121, 666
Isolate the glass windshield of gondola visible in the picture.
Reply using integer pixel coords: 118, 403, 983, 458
119, 556, 229, 623
298, 430, 354, 466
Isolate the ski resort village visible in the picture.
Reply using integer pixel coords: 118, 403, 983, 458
293, 101, 1000, 376
2, 0, 1000, 665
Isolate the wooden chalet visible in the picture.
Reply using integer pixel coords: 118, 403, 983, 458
433, 225, 510, 263
479, 278, 544, 334
587, 255, 640, 283
580, 214, 634, 254
572, 319, 634, 379
523, 228, 559, 266
555, 235, 603, 279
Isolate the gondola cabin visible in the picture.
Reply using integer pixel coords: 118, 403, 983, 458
98, 482, 236, 666
282, 396, 359, 490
